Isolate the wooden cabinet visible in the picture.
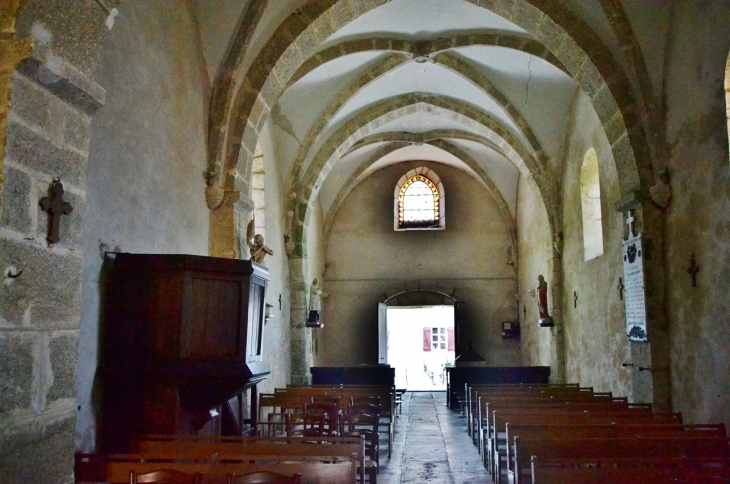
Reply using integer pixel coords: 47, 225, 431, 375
99, 254, 270, 452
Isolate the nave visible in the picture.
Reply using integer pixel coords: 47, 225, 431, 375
380, 392, 489, 484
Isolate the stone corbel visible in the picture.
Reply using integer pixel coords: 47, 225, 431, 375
649, 168, 671, 209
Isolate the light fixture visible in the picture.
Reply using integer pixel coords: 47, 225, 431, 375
265, 303, 274, 323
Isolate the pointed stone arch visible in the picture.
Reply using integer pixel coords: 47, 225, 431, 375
207, 0, 646, 223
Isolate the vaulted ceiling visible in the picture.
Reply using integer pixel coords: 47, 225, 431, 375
194, 0, 665, 240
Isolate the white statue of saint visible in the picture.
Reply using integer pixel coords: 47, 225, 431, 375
307, 278, 327, 324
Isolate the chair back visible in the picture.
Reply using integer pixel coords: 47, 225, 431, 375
227, 471, 302, 484
130, 469, 202, 484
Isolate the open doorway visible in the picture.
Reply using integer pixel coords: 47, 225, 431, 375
386, 306, 455, 391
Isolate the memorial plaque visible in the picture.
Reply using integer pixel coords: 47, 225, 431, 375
623, 233, 648, 342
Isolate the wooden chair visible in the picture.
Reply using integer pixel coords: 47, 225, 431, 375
340, 412, 380, 468
129, 469, 203, 484
226, 471, 302, 484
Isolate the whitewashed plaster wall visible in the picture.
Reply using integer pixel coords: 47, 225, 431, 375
322, 160, 520, 367
516, 176, 552, 367
255, 123, 292, 395
75, 1, 210, 452
558, 92, 634, 399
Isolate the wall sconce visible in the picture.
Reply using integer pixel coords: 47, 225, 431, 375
265, 303, 274, 323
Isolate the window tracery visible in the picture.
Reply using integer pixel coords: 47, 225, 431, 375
394, 167, 445, 231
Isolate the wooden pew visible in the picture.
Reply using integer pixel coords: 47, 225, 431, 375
486, 409, 682, 480
75, 453, 357, 484
499, 423, 726, 483
530, 456, 730, 484
478, 397, 653, 471
511, 436, 730, 484
466, 384, 588, 439
131, 435, 370, 484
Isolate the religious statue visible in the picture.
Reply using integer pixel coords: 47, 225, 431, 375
246, 218, 273, 264
307, 278, 323, 324
537, 275, 554, 327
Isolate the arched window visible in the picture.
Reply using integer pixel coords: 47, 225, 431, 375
252, 142, 266, 237
580, 148, 603, 260
394, 167, 445, 231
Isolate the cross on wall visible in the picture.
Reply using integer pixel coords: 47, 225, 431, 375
39, 180, 73, 244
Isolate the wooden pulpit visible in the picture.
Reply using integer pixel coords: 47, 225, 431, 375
99, 254, 270, 452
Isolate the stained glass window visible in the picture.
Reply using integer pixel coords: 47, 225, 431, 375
398, 175, 439, 228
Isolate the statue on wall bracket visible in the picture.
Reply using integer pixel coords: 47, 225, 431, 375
537, 275, 554, 327
306, 278, 326, 328
246, 218, 273, 265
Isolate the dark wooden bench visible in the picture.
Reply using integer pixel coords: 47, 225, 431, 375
511, 436, 730, 484
530, 456, 730, 484
75, 453, 357, 484
131, 435, 372, 483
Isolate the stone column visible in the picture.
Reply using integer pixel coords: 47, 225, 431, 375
616, 196, 670, 410
549, 261, 567, 383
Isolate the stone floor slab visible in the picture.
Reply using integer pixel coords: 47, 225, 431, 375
378, 392, 490, 484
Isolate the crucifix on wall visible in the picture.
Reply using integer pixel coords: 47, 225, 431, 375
39, 180, 73, 244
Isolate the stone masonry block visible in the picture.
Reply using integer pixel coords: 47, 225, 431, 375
535, 15, 565, 53
62, 104, 90, 153
575, 60, 603, 98
0, 414, 75, 484
47, 333, 77, 402
481, 0, 516, 19
36, 186, 84, 249
603, 111, 627, 146
9, 73, 50, 129
5, 120, 88, 187
0, 333, 34, 412
328, 1, 356, 30
555, 34, 587, 77
272, 46, 301, 87
0, 239, 82, 328
311, 11, 336, 44
0, 165, 32, 233
294, 26, 320, 62
512, 1, 544, 35
591, 84, 620, 125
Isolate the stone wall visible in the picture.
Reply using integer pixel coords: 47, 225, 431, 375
323, 160, 520, 367
663, 0, 730, 426
0, 1, 114, 481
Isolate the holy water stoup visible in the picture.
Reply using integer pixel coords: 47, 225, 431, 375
622, 211, 648, 342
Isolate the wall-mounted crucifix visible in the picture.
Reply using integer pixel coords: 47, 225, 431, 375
573, 291, 578, 308
39, 180, 73, 244
687, 253, 700, 287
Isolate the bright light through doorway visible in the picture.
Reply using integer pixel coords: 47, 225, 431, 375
387, 305, 455, 391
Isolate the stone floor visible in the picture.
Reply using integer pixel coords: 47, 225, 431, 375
378, 392, 490, 484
